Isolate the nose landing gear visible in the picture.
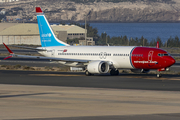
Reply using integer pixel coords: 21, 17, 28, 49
157, 68, 165, 78
157, 72, 162, 78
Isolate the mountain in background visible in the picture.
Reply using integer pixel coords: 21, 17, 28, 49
1, 0, 180, 23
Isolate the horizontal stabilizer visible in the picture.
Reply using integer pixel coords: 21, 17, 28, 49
4, 56, 12, 60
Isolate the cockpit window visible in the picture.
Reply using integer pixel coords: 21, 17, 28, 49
158, 53, 169, 57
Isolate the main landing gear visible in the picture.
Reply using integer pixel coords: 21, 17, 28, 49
85, 69, 119, 76
85, 70, 92, 76
110, 69, 119, 76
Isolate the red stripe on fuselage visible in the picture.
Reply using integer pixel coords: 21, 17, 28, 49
131, 47, 175, 69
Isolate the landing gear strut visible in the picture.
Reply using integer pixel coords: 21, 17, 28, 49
110, 69, 119, 76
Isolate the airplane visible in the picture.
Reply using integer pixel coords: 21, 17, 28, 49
3, 7, 176, 78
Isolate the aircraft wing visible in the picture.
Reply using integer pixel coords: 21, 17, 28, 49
3, 43, 90, 63
10, 54, 89, 63
5, 45, 46, 51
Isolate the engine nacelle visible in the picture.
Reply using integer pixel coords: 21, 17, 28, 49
131, 69, 150, 73
87, 61, 109, 74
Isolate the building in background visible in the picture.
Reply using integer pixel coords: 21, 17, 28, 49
79, 37, 95, 46
51, 24, 86, 44
52, 24, 95, 46
0, 23, 40, 45
0, 0, 19, 2
0, 0, 5, 2
0, 23, 95, 46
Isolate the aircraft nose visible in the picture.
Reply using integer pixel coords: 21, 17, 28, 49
163, 56, 176, 68
169, 57, 176, 66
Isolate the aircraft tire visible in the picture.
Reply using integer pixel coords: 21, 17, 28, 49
110, 69, 119, 76
157, 74, 162, 78
85, 70, 92, 76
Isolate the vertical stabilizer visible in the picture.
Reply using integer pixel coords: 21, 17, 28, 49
36, 7, 69, 47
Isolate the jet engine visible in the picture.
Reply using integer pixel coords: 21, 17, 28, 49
131, 69, 150, 73
87, 61, 109, 74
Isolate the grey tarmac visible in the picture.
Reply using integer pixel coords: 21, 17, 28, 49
1, 70, 180, 91
1, 70, 180, 120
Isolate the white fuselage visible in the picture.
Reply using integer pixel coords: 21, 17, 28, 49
38, 46, 136, 69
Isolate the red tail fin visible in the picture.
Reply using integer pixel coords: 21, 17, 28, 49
36, 7, 43, 13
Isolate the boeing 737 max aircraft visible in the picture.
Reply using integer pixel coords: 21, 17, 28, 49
3, 7, 176, 77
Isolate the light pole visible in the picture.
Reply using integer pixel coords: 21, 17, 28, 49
104, 32, 107, 44
84, 14, 87, 46
143, 38, 144, 46
104, 32, 107, 45
127, 38, 129, 46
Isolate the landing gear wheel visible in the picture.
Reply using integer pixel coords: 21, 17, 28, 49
157, 70, 162, 78
157, 74, 161, 78
115, 70, 119, 75
110, 69, 119, 76
85, 70, 92, 76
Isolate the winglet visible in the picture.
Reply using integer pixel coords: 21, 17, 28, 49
36, 7, 43, 13
3, 43, 14, 54
4, 56, 12, 60
156, 41, 159, 48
